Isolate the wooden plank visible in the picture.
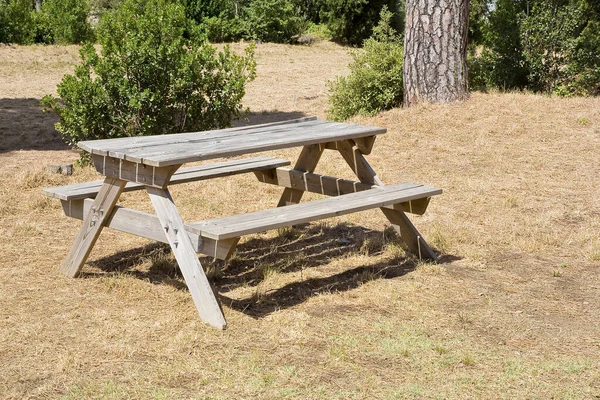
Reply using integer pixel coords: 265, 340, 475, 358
257, 168, 376, 195
277, 144, 324, 207
188, 183, 442, 240
147, 187, 227, 329
78, 119, 386, 167
332, 140, 439, 259
333, 140, 383, 185
79, 119, 339, 158
255, 168, 433, 215
380, 208, 438, 261
44, 157, 291, 201
394, 197, 431, 215
60, 176, 126, 278
352, 136, 377, 155
63, 199, 238, 260
116, 124, 378, 166
92, 154, 179, 188
78, 116, 319, 154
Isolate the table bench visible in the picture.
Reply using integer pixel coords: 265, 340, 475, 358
44, 117, 442, 329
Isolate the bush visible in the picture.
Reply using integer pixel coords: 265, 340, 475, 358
469, 0, 600, 95
89, 0, 123, 19
327, 7, 403, 121
41, 0, 95, 44
202, 14, 246, 42
41, 0, 256, 150
0, 0, 36, 44
521, 1, 600, 95
469, 0, 529, 91
245, 0, 307, 43
320, 0, 400, 46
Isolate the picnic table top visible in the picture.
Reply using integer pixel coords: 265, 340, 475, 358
78, 117, 386, 167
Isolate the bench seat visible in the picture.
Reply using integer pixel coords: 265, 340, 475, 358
43, 156, 291, 201
188, 183, 442, 240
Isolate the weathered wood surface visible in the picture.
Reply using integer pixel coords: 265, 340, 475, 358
189, 183, 442, 240
78, 118, 386, 167
92, 154, 179, 188
255, 168, 433, 215
333, 139, 438, 259
147, 187, 227, 329
331, 140, 383, 185
44, 157, 290, 201
277, 143, 324, 207
381, 207, 438, 260
63, 199, 241, 260
256, 167, 376, 195
352, 136, 377, 155
60, 177, 126, 277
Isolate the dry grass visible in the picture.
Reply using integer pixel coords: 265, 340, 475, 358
1, 41, 600, 399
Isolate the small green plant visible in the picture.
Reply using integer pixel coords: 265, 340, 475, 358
42, 0, 256, 152
461, 352, 475, 366
552, 268, 563, 277
433, 344, 448, 355
327, 7, 403, 121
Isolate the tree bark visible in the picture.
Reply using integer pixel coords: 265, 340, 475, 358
403, 0, 470, 106
33, 0, 42, 13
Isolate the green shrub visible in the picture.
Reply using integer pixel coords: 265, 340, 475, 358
320, 0, 400, 46
40, 0, 94, 44
470, 0, 530, 91
521, 1, 600, 95
327, 7, 403, 121
0, 0, 36, 44
245, 0, 307, 43
469, 0, 600, 95
41, 0, 256, 150
180, 0, 231, 24
89, 0, 124, 19
202, 14, 246, 42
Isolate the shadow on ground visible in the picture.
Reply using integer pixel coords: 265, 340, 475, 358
0, 98, 68, 153
87, 222, 451, 318
0, 99, 307, 153
232, 110, 308, 127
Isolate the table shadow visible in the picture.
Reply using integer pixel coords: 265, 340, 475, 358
0, 98, 69, 153
231, 110, 308, 127
87, 222, 458, 318
0, 101, 307, 154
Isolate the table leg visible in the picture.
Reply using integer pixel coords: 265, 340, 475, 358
277, 143, 324, 206
147, 187, 227, 329
380, 208, 438, 261
335, 140, 437, 261
61, 176, 127, 278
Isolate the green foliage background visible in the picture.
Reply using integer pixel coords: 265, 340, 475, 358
470, 0, 600, 96
327, 7, 403, 121
41, 0, 256, 148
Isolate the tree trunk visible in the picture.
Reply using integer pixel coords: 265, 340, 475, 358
403, 0, 470, 106
33, 0, 42, 13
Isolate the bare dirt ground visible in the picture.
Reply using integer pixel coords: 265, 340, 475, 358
1, 41, 599, 399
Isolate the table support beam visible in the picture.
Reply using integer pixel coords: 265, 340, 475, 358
277, 143, 324, 206
147, 187, 227, 329
335, 140, 437, 261
381, 208, 437, 260
60, 176, 126, 278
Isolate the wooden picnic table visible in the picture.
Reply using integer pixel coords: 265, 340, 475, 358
44, 117, 442, 329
